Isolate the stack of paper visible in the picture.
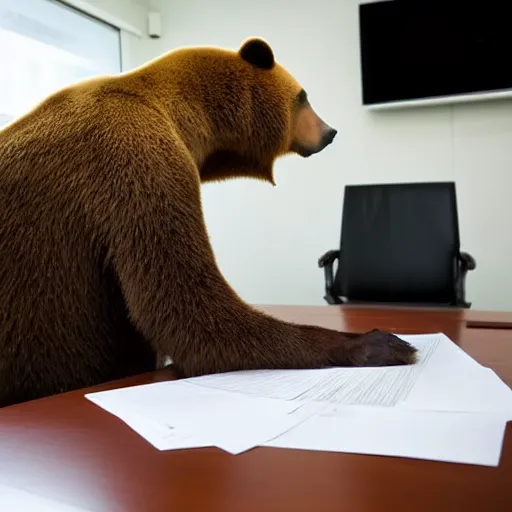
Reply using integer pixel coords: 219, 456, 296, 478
85, 333, 512, 466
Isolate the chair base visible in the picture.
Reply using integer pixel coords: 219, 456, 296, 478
324, 295, 471, 309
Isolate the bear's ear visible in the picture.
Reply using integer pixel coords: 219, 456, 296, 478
239, 38, 275, 70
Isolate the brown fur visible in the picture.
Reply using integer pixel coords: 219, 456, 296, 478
0, 38, 416, 408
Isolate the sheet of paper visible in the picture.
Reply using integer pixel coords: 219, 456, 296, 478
265, 405, 508, 467
87, 402, 214, 452
0, 484, 90, 512
86, 381, 326, 454
400, 364, 512, 418
396, 336, 512, 419
184, 334, 443, 407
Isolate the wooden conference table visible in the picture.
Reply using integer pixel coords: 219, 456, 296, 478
0, 305, 511, 512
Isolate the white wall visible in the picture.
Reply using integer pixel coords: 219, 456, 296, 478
77, 0, 157, 69
142, 0, 511, 311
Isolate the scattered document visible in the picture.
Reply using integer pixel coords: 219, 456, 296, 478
265, 405, 508, 467
85, 333, 512, 466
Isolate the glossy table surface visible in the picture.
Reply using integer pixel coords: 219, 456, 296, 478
1, 305, 511, 512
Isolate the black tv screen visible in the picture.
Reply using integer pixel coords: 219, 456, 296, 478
358, 1, 512, 107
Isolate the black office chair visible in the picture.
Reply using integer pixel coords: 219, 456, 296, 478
318, 182, 476, 308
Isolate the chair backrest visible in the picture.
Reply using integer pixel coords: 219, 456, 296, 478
333, 181, 461, 305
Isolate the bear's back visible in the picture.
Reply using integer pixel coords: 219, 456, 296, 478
0, 82, 158, 406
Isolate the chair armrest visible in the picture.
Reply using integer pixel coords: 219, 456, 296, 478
460, 252, 476, 271
318, 250, 340, 304
318, 249, 340, 268
454, 252, 476, 308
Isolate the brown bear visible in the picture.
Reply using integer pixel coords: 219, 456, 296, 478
0, 38, 416, 407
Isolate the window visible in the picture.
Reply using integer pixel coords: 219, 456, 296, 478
0, 0, 122, 127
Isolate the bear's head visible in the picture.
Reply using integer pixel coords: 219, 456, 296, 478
236, 38, 337, 157
148, 37, 337, 184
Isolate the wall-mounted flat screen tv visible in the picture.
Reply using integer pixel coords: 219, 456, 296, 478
359, 1, 512, 109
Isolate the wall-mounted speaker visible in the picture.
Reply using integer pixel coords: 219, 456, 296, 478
148, 11, 161, 39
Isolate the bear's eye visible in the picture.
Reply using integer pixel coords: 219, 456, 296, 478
296, 89, 309, 106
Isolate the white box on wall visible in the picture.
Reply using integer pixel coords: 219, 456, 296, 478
148, 11, 161, 39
